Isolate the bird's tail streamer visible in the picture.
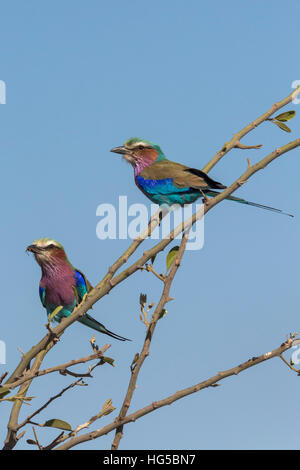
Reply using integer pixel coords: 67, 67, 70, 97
205, 190, 293, 217
78, 313, 131, 341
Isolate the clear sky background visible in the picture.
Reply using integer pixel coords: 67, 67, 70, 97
1, 0, 300, 450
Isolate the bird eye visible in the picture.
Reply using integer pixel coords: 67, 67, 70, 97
138, 145, 144, 150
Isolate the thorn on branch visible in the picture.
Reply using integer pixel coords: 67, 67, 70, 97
235, 142, 262, 150
17, 347, 26, 357
45, 323, 60, 343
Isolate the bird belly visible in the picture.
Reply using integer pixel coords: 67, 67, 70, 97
46, 301, 77, 322
135, 175, 201, 206
43, 277, 77, 322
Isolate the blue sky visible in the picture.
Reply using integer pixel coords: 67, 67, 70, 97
1, 0, 300, 450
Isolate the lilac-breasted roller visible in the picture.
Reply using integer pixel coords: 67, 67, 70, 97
111, 137, 292, 216
26, 238, 129, 341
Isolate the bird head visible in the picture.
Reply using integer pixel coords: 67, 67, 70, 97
110, 138, 166, 169
26, 238, 67, 266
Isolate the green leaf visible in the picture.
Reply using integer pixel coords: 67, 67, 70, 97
100, 398, 115, 416
43, 419, 72, 431
166, 246, 179, 271
273, 121, 291, 133
100, 356, 115, 367
274, 110, 296, 122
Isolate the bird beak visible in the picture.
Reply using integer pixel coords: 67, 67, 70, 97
110, 146, 132, 156
26, 245, 41, 254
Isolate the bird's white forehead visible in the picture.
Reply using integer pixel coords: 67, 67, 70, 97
32, 238, 62, 249
125, 141, 148, 149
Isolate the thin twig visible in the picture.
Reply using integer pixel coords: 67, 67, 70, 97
4, 136, 299, 393
55, 334, 298, 450
202, 86, 300, 173
111, 229, 191, 450
6, 344, 110, 391
235, 142, 262, 150
32, 426, 43, 450
3, 343, 55, 450
17, 379, 84, 431
2, 89, 300, 451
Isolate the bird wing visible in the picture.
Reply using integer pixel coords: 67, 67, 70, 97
73, 269, 93, 305
140, 160, 226, 190
73, 270, 130, 341
39, 286, 46, 308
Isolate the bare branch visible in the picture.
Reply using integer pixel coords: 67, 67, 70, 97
111, 229, 191, 450
17, 379, 84, 431
3, 344, 54, 450
6, 344, 110, 391
55, 334, 298, 450
202, 85, 300, 173
3, 136, 299, 395
2, 89, 299, 451
42, 399, 116, 449
234, 142, 262, 150
32, 426, 43, 450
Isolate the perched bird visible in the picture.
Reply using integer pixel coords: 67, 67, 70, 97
111, 137, 292, 216
26, 238, 129, 341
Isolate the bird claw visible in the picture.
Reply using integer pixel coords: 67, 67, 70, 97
45, 322, 59, 342
47, 305, 63, 323
81, 293, 88, 304
199, 189, 209, 204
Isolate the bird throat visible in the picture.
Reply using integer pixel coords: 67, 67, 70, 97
41, 257, 73, 279
134, 149, 162, 176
